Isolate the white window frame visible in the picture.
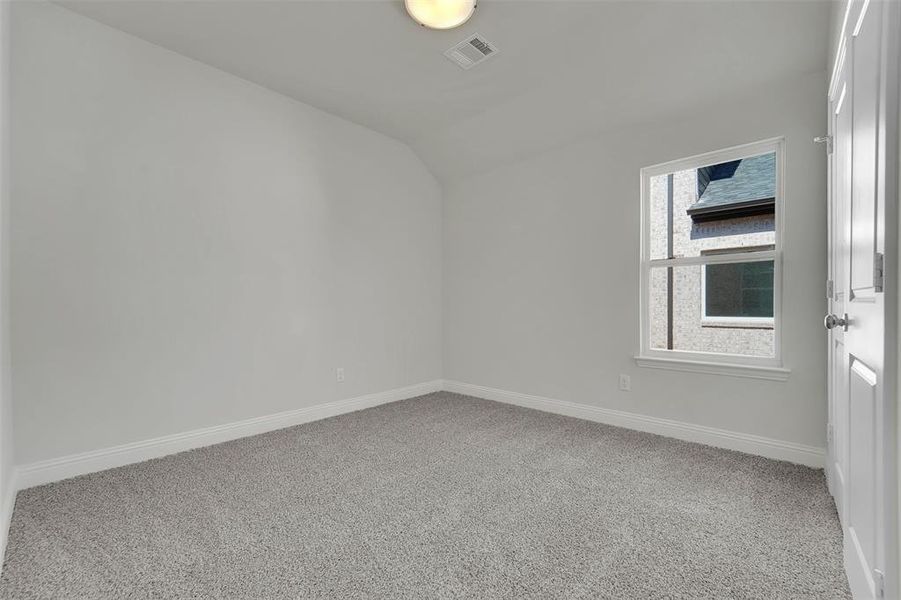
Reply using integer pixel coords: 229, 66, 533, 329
635, 138, 789, 381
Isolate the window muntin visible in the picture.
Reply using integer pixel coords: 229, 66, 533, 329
640, 139, 783, 367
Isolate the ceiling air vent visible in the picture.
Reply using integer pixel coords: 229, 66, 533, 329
444, 34, 498, 70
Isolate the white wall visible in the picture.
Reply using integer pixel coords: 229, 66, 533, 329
443, 71, 829, 448
11, 2, 442, 465
0, 0, 14, 555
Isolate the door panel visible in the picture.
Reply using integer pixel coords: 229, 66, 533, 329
849, 4, 880, 294
847, 357, 877, 596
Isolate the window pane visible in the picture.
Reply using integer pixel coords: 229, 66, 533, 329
705, 261, 774, 318
648, 152, 776, 261
649, 264, 774, 357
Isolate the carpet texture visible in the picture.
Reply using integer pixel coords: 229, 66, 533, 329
1, 392, 849, 599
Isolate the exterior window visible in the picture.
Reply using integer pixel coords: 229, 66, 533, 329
700, 246, 775, 325
638, 139, 784, 373
704, 261, 774, 319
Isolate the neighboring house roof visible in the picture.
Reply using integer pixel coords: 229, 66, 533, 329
687, 153, 776, 221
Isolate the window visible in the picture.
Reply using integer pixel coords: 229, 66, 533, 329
637, 138, 787, 379
700, 246, 774, 326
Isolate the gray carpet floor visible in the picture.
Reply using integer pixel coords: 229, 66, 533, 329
0, 392, 849, 599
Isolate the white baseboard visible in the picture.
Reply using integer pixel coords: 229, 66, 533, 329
12, 377, 824, 491
442, 380, 825, 468
0, 471, 17, 570
16, 380, 443, 491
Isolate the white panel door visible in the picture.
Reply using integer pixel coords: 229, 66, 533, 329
826, 2, 897, 598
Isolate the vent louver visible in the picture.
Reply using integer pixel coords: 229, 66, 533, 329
444, 34, 499, 70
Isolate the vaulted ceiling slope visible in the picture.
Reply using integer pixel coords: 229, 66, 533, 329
57, 1, 829, 183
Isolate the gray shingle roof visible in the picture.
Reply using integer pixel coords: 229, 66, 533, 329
689, 153, 776, 214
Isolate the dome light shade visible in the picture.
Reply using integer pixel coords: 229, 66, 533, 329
405, 0, 477, 30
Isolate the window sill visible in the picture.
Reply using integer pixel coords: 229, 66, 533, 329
634, 355, 790, 381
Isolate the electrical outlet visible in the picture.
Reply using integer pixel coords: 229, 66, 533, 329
619, 374, 631, 392
336, 368, 345, 383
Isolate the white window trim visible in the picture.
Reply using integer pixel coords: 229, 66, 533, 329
635, 137, 788, 379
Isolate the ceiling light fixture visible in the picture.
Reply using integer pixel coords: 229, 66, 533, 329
405, 0, 477, 30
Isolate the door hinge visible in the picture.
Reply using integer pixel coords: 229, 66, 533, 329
826, 279, 834, 299
815, 135, 834, 154
874, 569, 885, 598
874, 252, 885, 292
827, 424, 833, 446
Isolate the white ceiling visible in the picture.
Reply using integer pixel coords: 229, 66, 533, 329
57, 0, 830, 182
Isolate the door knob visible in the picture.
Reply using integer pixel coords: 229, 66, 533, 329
824, 313, 848, 331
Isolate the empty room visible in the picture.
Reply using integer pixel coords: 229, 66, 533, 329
0, 0, 898, 598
